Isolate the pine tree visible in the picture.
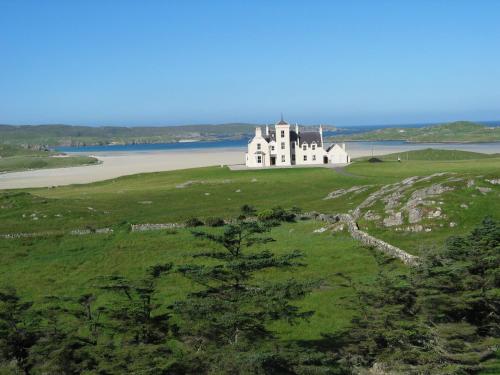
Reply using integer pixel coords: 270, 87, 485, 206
172, 213, 318, 374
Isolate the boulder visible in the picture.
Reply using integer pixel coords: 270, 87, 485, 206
383, 211, 403, 227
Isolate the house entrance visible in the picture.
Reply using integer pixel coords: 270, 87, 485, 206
323, 156, 328, 164
270, 156, 276, 166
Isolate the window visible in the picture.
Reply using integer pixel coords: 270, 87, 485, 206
271, 145, 275, 151
303, 155, 307, 161
281, 155, 285, 162
257, 143, 261, 150
312, 155, 316, 161
302, 144, 307, 150
281, 142, 285, 150
312, 143, 316, 150
292, 154, 295, 161
292, 142, 295, 149
257, 156, 262, 163
280, 130, 285, 137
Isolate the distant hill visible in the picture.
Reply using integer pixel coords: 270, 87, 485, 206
0, 123, 337, 147
0, 123, 261, 147
330, 121, 500, 143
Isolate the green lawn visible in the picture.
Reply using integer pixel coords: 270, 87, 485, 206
0, 220, 388, 341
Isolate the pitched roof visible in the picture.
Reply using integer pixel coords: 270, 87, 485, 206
276, 119, 289, 125
299, 131, 322, 147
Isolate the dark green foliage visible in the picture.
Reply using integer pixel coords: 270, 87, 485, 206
415, 217, 500, 335
184, 217, 204, 227
340, 218, 500, 374
0, 287, 39, 374
173, 213, 320, 374
257, 206, 297, 224
204, 216, 225, 227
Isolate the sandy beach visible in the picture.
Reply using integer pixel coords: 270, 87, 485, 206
1, 142, 499, 190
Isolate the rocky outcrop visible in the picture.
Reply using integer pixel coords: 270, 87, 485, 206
323, 185, 372, 200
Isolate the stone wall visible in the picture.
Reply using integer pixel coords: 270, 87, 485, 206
310, 212, 419, 266
130, 223, 184, 232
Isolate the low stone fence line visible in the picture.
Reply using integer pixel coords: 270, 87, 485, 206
1, 228, 114, 239
0, 231, 62, 239
130, 223, 184, 232
306, 211, 419, 266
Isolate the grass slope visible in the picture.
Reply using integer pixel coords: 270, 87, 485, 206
0, 144, 98, 173
356, 148, 499, 161
1, 149, 499, 370
332, 121, 500, 143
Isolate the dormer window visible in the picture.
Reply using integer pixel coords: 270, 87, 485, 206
312, 143, 316, 150
257, 143, 261, 150
302, 144, 307, 151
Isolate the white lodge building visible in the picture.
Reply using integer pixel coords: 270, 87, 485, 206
245, 118, 350, 168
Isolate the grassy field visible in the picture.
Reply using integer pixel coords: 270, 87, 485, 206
356, 148, 500, 161
0, 144, 98, 172
0, 149, 499, 369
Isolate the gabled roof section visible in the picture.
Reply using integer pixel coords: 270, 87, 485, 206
299, 131, 322, 147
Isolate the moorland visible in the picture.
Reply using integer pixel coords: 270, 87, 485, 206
0, 149, 499, 374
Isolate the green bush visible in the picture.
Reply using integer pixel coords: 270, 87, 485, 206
184, 217, 204, 227
205, 217, 225, 227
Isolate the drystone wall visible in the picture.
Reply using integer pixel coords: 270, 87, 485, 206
309, 211, 419, 266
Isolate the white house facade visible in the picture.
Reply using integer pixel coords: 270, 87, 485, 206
245, 118, 350, 168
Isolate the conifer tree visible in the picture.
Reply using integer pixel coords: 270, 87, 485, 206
173, 210, 318, 373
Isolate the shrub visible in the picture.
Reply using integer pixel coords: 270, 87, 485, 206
257, 206, 296, 223
185, 217, 204, 227
205, 217, 225, 227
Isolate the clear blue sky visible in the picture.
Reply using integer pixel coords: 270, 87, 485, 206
1, 0, 500, 126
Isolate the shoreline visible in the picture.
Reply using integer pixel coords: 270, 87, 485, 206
1, 143, 499, 190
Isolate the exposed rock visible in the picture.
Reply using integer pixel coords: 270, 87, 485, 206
408, 207, 423, 223
428, 209, 442, 218
176, 180, 198, 188
323, 185, 371, 200
485, 178, 500, 185
364, 210, 381, 221
466, 179, 475, 188
235, 189, 241, 193
313, 227, 327, 233
383, 211, 403, 227
251, 178, 258, 182
138, 201, 152, 205
405, 224, 423, 232
477, 187, 492, 194
332, 223, 345, 232
382, 192, 402, 210
449, 222, 457, 227
460, 203, 468, 209
425, 228, 432, 232
204, 192, 210, 196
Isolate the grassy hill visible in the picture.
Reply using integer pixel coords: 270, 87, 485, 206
331, 121, 500, 143
0, 123, 261, 147
1, 150, 499, 372
356, 148, 500, 161
0, 144, 98, 173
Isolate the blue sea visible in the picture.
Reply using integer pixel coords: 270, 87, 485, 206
55, 123, 500, 153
